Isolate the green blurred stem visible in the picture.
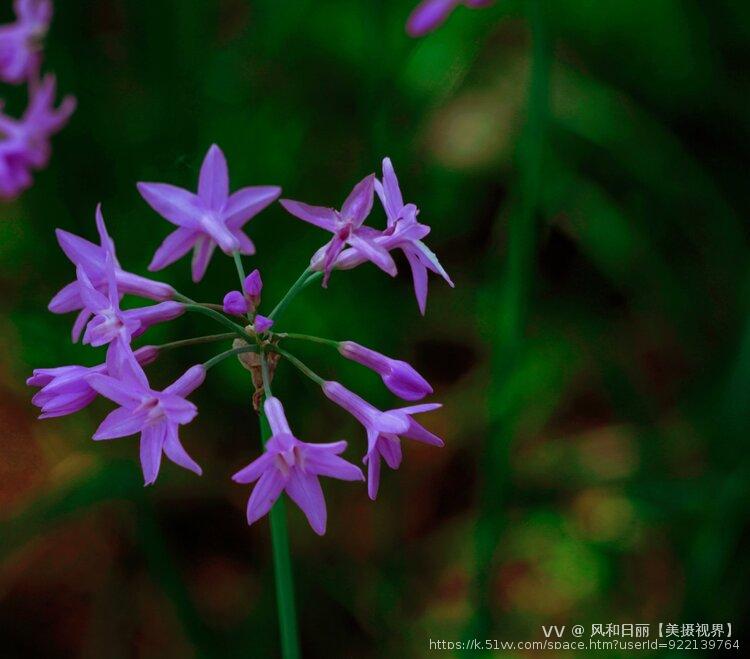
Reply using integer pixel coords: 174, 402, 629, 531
472, 0, 551, 639
269, 268, 323, 322
233, 250, 247, 286
156, 332, 236, 351
259, 352, 300, 659
274, 347, 325, 386
277, 332, 339, 348
203, 345, 258, 370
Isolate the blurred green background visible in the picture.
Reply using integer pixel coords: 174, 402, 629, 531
1, 0, 749, 656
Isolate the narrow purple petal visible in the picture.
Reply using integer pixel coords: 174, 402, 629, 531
163, 424, 202, 475
191, 236, 217, 282
225, 185, 281, 229
149, 227, 198, 271
93, 407, 146, 440
198, 144, 229, 209
232, 452, 275, 484
279, 199, 337, 232
55, 229, 103, 274
140, 423, 166, 485
137, 182, 200, 228
405, 248, 429, 315
48, 281, 82, 314
380, 157, 404, 221
340, 174, 375, 226
246, 469, 286, 525
304, 447, 364, 482
231, 229, 256, 256
285, 470, 327, 535
86, 373, 142, 407
348, 232, 397, 276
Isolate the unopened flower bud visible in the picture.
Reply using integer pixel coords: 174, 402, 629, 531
223, 290, 248, 316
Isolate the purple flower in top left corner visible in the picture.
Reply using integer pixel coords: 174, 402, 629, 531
0, 0, 52, 84
0, 74, 75, 199
138, 144, 281, 282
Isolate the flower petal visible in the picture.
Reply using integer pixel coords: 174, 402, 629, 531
225, 186, 281, 229
191, 236, 217, 282
405, 248, 429, 315
285, 470, 327, 535
232, 452, 275, 484
406, 0, 459, 37
86, 373, 142, 407
162, 424, 202, 475
137, 182, 200, 228
341, 174, 375, 226
93, 406, 146, 440
246, 468, 286, 525
198, 144, 229, 209
279, 199, 336, 231
149, 227, 198, 271
140, 423, 166, 485
348, 232, 397, 277
304, 446, 364, 481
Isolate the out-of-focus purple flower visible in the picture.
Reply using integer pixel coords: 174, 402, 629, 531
49, 205, 175, 340
323, 157, 454, 314
0, 74, 75, 199
27, 345, 159, 419
0, 0, 52, 84
406, 0, 493, 37
322, 380, 443, 499
338, 341, 432, 401
280, 174, 397, 287
223, 290, 248, 316
232, 396, 363, 534
253, 314, 273, 334
86, 347, 205, 485
138, 144, 281, 282
244, 268, 262, 308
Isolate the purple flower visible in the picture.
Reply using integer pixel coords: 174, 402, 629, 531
322, 381, 443, 499
138, 144, 281, 282
223, 290, 248, 316
253, 314, 273, 334
27, 345, 159, 419
86, 347, 205, 485
244, 268, 263, 307
49, 205, 176, 341
324, 157, 454, 314
406, 0, 493, 37
0, 74, 75, 199
0, 0, 52, 84
338, 341, 432, 401
280, 174, 397, 287
232, 397, 363, 534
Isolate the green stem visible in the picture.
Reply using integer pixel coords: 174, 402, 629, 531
259, 352, 300, 659
274, 347, 325, 385
203, 345, 258, 370
156, 332, 236, 351
233, 251, 247, 285
277, 332, 339, 348
182, 303, 254, 342
269, 267, 314, 321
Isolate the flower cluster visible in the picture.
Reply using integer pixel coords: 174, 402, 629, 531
406, 0, 494, 37
0, 0, 74, 200
28, 144, 451, 535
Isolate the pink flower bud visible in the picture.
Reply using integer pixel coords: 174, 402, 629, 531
223, 290, 248, 316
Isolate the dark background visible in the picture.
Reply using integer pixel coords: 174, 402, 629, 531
1, 0, 749, 656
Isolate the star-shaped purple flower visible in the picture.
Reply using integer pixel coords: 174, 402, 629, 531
49, 205, 176, 341
280, 174, 397, 287
232, 396, 364, 535
406, 0, 494, 37
322, 380, 443, 499
0, 74, 75, 199
86, 346, 205, 485
137, 144, 281, 282
0, 0, 51, 84
319, 157, 454, 314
